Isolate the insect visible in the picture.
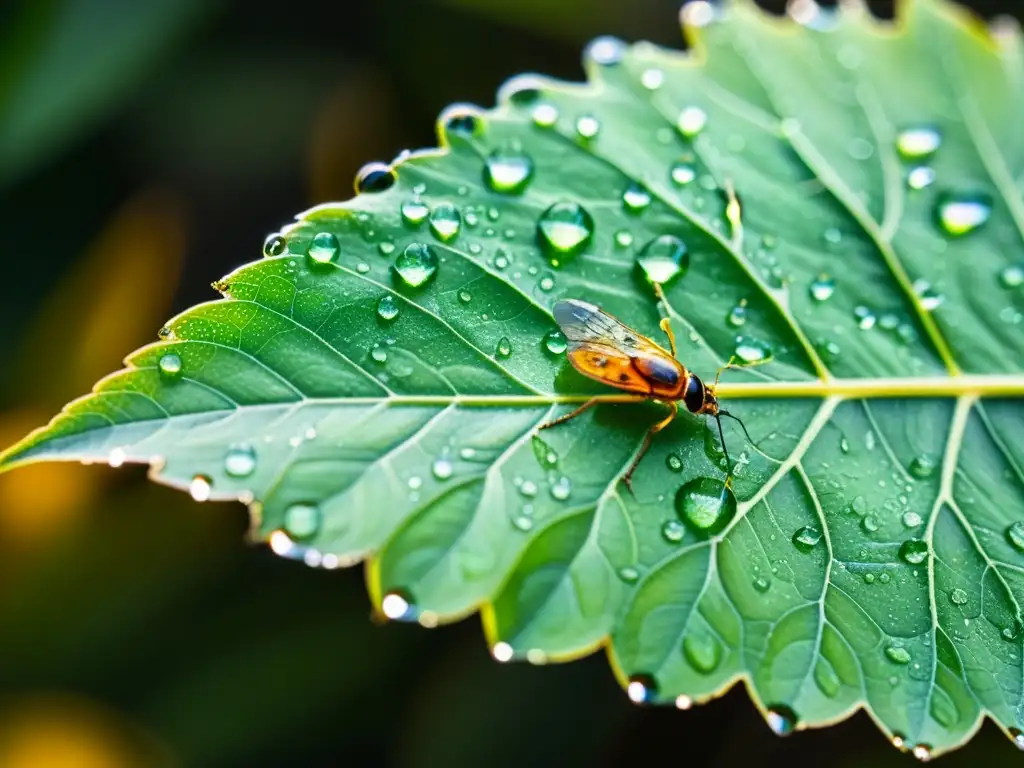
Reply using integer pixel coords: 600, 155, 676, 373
538, 295, 755, 492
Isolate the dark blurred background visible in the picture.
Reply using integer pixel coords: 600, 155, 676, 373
1, 0, 1022, 765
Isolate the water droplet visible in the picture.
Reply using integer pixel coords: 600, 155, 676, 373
862, 516, 879, 533
1005, 521, 1024, 552
393, 243, 438, 288
908, 455, 935, 479
640, 68, 664, 90
848, 138, 874, 160
854, 305, 877, 330
512, 515, 534, 531
899, 539, 929, 565
936, 191, 993, 236
371, 346, 387, 364
519, 479, 538, 498
879, 572, 891, 584
885, 645, 911, 664
263, 233, 287, 257
401, 199, 430, 227
618, 566, 639, 584
907, 166, 936, 190
355, 162, 396, 193
622, 183, 651, 213
675, 694, 693, 710
661, 519, 685, 543
377, 295, 400, 321
543, 329, 567, 355
902, 511, 923, 528
1012, 728, 1024, 750
665, 454, 683, 473
733, 336, 772, 364
896, 126, 942, 159
913, 279, 944, 311
492, 641, 514, 662
496, 337, 513, 358
484, 148, 534, 194
224, 444, 257, 478
677, 106, 708, 137
428, 457, 453, 481
682, 631, 721, 674
428, 203, 462, 242
809, 275, 835, 302
378, 242, 395, 256
949, 588, 968, 606
444, 110, 480, 137
158, 352, 183, 379
381, 589, 415, 620
189, 474, 212, 502
531, 102, 559, 128
727, 301, 747, 327
753, 575, 771, 592
999, 264, 1024, 288
792, 526, 822, 553
575, 114, 600, 140
636, 235, 689, 287
587, 35, 626, 66
283, 502, 321, 539
550, 476, 572, 501
538, 275, 555, 292
675, 477, 737, 537
864, 573, 875, 584
615, 230, 634, 248
912, 744, 932, 762
307, 232, 339, 265
765, 705, 797, 736
626, 674, 658, 704
537, 202, 594, 259
670, 162, 696, 186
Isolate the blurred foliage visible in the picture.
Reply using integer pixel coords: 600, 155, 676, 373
1, 0, 1022, 766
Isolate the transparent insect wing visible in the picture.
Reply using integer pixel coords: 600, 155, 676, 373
553, 299, 639, 347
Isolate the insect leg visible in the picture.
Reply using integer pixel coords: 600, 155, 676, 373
622, 402, 677, 493
653, 283, 678, 357
537, 397, 600, 432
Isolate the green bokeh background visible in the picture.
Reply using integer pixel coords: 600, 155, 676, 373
0, 0, 1021, 765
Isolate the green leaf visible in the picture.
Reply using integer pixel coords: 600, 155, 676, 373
4, 0, 1024, 757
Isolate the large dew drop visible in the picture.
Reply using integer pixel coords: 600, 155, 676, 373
429, 203, 462, 242
899, 539, 929, 565
307, 232, 339, 265
377, 295, 400, 321
622, 183, 652, 213
636, 235, 689, 287
677, 106, 708, 138
765, 705, 798, 736
792, 526, 822, 553
401, 199, 430, 227
537, 202, 594, 259
393, 243, 439, 288
895, 126, 942, 159
224, 444, 257, 478
543, 329, 567, 356
935, 191, 993, 236
733, 336, 772, 364
263, 233, 287, 257
284, 503, 322, 540
675, 477, 737, 537
484, 148, 534, 194
158, 352, 183, 379
355, 162, 396, 193
1006, 521, 1024, 552
626, 674, 658, 704
682, 631, 722, 674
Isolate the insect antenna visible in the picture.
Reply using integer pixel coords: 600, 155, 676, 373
719, 410, 755, 446
714, 412, 733, 484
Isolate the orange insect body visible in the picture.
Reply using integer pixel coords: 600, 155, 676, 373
542, 298, 742, 491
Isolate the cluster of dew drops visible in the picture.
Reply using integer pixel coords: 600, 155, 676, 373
119, 7, 1024, 751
